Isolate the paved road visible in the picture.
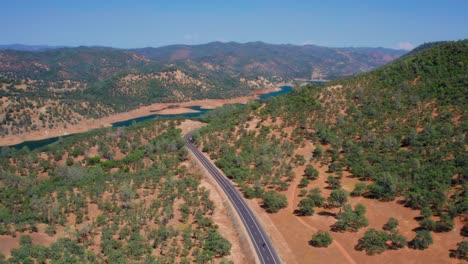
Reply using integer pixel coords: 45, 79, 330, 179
185, 133, 281, 264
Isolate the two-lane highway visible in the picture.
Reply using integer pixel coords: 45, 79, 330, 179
184, 133, 282, 264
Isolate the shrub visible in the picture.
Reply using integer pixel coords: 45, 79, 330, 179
304, 165, 319, 180
333, 203, 368, 232
356, 228, 389, 255
310, 230, 333, 247
297, 198, 315, 216
450, 241, 468, 261
388, 231, 407, 249
351, 182, 367, 197
410, 230, 433, 250
262, 191, 288, 213
383, 217, 399, 231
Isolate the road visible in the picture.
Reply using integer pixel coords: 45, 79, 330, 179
184, 133, 282, 264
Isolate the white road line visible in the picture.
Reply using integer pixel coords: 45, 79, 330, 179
186, 134, 280, 264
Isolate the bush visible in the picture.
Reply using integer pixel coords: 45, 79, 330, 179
434, 214, 454, 232
302, 189, 321, 207
327, 176, 341, 189
419, 218, 436, 231
333, 203, 368, 232
304, 165, 319, 180
297, 198, 315, 216
298, 177, 310, 188
263, 191, 288, 213
19, 235, 33, 246
327, 188, 348, 211
388, 231, 407, 249
310, 230, 333, 247
45, 225, 56, 236
450, 241, 468, 261
410, 230, 433, 250
351, 182, 367, 197
383, 217, 399, 231
356, 228, 389, 255
204, 228, 232, 257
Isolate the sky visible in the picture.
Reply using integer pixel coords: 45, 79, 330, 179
1, 0, 467, 50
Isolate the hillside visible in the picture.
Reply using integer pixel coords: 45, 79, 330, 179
134, 41, 405, 80
0, 42, 404, 140
195, 40, 467, 263
0, 120, 242, 263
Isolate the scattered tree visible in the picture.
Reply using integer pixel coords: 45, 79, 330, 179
410, 229, 433, 250
310, 230, 333, 247
263, 191, 288, 213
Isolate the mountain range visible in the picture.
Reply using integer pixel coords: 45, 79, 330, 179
0, 41, 406, 137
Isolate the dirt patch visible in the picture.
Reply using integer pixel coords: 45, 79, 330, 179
177, 120, 207, 135
0, 224, 65, 259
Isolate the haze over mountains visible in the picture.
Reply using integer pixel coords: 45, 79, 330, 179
0, 41, 405, 138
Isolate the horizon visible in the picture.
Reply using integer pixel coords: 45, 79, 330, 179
0, 40, 422, 50
2, 0, 467, 51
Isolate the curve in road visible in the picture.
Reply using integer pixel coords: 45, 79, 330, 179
185, 133, 282, 264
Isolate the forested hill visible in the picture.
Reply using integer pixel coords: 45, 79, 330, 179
133, 41, 406, 80
0, 42, 404, 138
196, 40, 467, 258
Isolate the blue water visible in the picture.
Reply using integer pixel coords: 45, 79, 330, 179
8, 86, 292, 150
257, 86, 292, 100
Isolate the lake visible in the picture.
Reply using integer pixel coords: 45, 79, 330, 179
8, 86, 292, 150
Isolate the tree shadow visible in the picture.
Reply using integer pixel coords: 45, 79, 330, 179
318, 211, 337, 217
411, 226, 425, 232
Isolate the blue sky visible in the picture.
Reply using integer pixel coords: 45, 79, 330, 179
2, 0, 467, 49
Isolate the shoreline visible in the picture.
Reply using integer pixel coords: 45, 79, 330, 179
0, 85, 288, 147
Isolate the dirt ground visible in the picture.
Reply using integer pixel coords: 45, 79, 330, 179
246, 141, 466, 264
177, 120, 207, 135
0, 86, 282, 147
0, 224, 66, 259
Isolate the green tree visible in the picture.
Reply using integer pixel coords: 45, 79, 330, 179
388, 230, 407, 249
334, 203, 368, 232
304, 164, 319, 180
308, 188, 325, 207
310, 230, 333, 248
313, 146, 323, 159
297, 197, 315, 216
19, 235, 32, 246
410, 229, 433, 250
327, 176, 341, 190
434, 214, 454, 232
356, 228, 389, 255
450, 241, 468, 261
204, 228, 232, 257
351, 182, 367, 197
263, 191, 288, 213
298, 177, 310, 188
383, 217, 399, 231
327, 188, 348, 213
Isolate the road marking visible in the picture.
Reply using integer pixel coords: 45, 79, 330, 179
186, 135, 280, 264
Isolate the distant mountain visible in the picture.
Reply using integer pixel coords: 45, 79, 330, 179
0, 42, 405, 137
132, 41, 407, 80
195, 40, 467, 260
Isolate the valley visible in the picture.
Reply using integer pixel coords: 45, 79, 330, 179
0, 85, 285, 147
0, 38, 466, 264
